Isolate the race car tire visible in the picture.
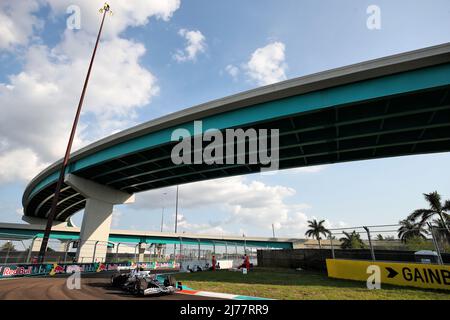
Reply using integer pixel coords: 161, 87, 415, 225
111, 273, 127, 287
110, 274, 120, 287
164, 275, 177, 287
134, 278, 148, 295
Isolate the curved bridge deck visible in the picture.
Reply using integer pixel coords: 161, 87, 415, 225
23, 43, 450, 222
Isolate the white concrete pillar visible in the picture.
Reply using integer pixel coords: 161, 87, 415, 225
65, 174, 134, 263
76, 198, 113, 263
31, 237, 43, 252
138, 242, 146, 262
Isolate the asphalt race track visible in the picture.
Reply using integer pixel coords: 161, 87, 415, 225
0, 272, 218, 300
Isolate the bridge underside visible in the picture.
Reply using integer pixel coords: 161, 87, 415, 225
26, 84, 450, 221
0, 225, 293, 249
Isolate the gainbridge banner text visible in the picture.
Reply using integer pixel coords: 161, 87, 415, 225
326, 259, 450, 290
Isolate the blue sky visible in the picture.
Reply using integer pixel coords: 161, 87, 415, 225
0, 0, 449, 238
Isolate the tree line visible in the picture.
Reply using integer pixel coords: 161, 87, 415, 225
304, 191, 450, 250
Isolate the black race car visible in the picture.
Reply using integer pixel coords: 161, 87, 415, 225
111, 268, 181, 296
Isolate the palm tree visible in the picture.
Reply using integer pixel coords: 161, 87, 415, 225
304, 219, 331, 249
0, 242, 16, 252
397, 219, 427, 243
339, 231, 366, 249
431, 218, 450, 244
408, 191, 450, 234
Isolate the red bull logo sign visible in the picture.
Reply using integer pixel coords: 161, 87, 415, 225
49, 264, 65, 276
0, 262, 130, 279
1, 266, 33, 277
0, 261, 177, 279
96, 263, 107, 272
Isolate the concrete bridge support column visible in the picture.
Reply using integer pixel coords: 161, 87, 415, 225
137, 242, 146, 262
65, 174, 134, 263
30, 237, 43, 252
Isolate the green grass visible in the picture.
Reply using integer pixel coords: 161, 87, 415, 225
176, 267, 450, 300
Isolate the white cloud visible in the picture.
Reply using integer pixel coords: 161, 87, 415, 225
0, 0, 42, 50
225, 64, 239, 80
45, 0, 181, 38
132, 176, 343, 237
286, 165, 327, 174
260, 165, 327, 177
0, 33, 158, 164
0, 1, 179, 185
246, 41, 287, 86
0, 0, 182, 50
0, 148, 47, 184
173, 29, 206, 62
16, 208, 24, 217
111, 209, 122, 228
175, 213, 227, 235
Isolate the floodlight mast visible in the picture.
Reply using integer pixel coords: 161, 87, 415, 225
37, 3, 111, 263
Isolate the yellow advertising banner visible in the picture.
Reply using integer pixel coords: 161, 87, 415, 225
326, 259, 450, 291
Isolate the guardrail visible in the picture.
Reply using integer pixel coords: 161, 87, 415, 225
0, 260, 180, 279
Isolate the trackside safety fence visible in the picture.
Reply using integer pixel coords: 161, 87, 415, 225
258, 224, 449, 271
324, 225, 449, 265
0, 260, 181, 280
0, 235, 275, 266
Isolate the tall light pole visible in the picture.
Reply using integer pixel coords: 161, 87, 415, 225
160, 192, 166, 232
173, 185, 179, 258
174, 185, 179, 234
272, 223, 276, 238
37, 3, 111, 263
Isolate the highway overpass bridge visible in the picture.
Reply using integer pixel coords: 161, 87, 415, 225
0, 222, 293, 249
20, 43, 450, 262
0, 222, 294, 263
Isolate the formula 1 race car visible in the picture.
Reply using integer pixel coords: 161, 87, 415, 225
111, 268, 181, 296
